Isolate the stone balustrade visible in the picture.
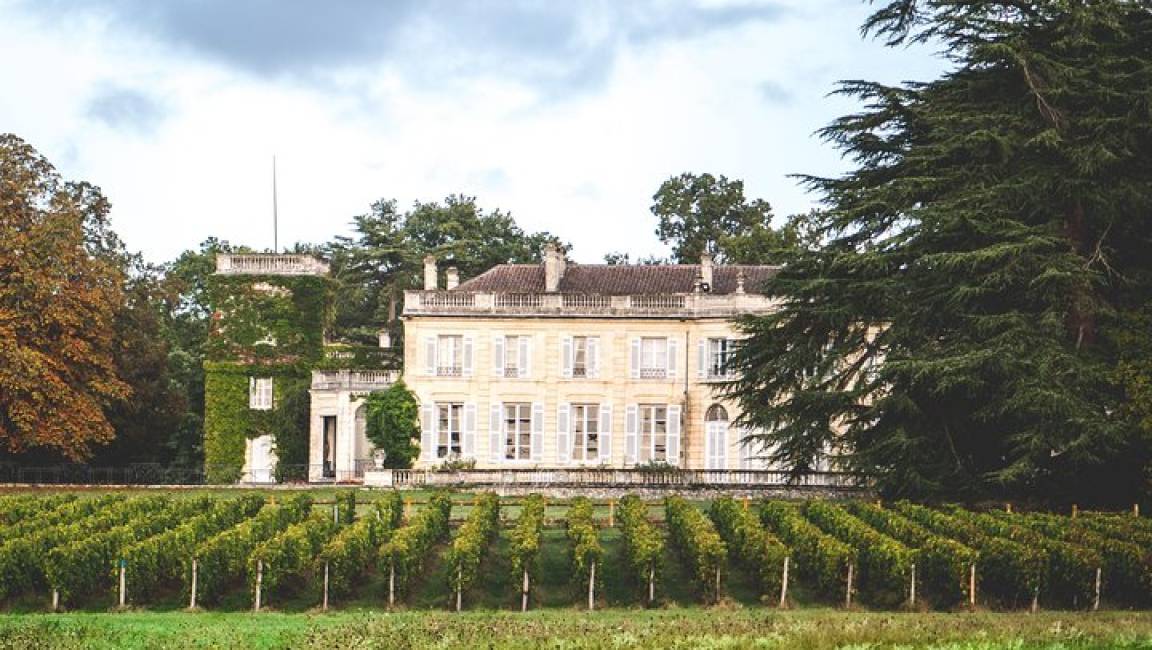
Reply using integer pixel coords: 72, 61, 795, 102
216, 254, 330, 276
310, 369, 399, 391
404, 290, 776, 318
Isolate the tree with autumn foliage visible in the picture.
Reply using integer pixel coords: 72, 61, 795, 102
0, 134, 130, 460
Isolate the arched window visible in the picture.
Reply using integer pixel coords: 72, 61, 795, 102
705, 404, 728, 422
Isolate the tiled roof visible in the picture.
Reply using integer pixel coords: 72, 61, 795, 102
453, 263, 778, 295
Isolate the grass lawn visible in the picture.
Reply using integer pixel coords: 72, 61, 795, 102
0, 609, 1149, 649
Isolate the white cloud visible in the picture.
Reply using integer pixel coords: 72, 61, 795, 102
0, 0, 945, 265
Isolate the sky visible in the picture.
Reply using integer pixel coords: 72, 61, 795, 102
1, 0, 945, 265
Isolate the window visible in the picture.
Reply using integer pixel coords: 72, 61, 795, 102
504, 336, 521, 378
639, 337, 667, 379
571, 403, 600, 462
249, 377, 273, 410
436, 403, 463, 459
707, 338, 735, 379
572, 337, 589, 378
503, 402, 532, 460
563, 335, 599, 379
437, 335, 463, 376
638, 404, 668, 462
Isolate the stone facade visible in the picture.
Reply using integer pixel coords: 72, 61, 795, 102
403, 246, 795, 472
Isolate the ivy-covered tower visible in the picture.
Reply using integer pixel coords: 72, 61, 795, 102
204, 253, 331, 483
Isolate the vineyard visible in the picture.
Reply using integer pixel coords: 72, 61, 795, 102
0, 491, 1147, 613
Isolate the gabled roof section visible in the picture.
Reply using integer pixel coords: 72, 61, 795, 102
453, 263, 779, 295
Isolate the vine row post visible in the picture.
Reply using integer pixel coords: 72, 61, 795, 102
845, 563, 854, 609
779, 556, 790, 608
648, 567, 655, 606
455, 567, 462, 612
588, 561, 596, 611
908, 563, 916, 609
322, 561, 330, 611
254, 560, 264, 612
118, 559, 127, 608
189, 559, 198, 609
388, 563, 396, 607
1093, 567, 1102, 611
968, 563, 977, 608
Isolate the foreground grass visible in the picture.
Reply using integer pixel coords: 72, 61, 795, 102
1, 610, 1150, 649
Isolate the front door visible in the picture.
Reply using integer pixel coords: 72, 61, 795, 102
705, 421, 728, 470
322, 416, 337, 478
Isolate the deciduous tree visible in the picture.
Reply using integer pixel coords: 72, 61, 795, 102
0, 134, 130, 460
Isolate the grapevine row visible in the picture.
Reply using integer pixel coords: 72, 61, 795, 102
666, 497, 727, 603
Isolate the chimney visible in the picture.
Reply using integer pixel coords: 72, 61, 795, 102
445, 266, 460, 290
423, 255, 437, 290
700, 253, 714, 290
544, 243, 565, 292
735, 269, 746, 294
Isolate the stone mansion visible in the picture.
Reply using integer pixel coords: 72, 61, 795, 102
220, 247, 788, 483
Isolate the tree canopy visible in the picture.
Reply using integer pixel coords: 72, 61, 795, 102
0, 134, 130, 460
650, 172, 796, 264
725, 0, 1152, 504
330, 194, 562, 343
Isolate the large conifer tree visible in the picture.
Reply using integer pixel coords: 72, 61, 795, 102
727, 1, 1152, 503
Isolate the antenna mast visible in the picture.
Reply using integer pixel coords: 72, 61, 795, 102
272, 155, 279, 252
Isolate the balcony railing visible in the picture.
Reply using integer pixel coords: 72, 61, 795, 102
404, 290, 776, 318
215, 254, 329, 276
311, 369, 399, 391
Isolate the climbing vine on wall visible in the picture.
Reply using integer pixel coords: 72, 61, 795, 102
203, 273, 331, 482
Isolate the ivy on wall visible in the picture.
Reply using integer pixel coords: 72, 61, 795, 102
205, 275, 330, 363
202, 363, 310, 483
203, 273, 331, 482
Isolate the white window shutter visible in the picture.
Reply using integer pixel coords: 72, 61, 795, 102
530, 402, 544, 461
561, 336, 573, 379
519, 336, 531, 378
667, 338, 679, 380
697, 339, 708, 379
462, 335, 474, 377
492, 335, 505, 378
625, 404, 638, 464
557, 403, 571, 464
598, 403, 613, 464
463, 403, 477, 458
630, 337, 641, 379
587, 337, 600, 379
667, 404, 682, 466
248, 377, 257, 409
424, 336, 437, 376
489, 403, 503, 463
420, 404, 435, 462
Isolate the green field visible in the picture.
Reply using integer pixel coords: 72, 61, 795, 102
1, 609, 1150, 649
